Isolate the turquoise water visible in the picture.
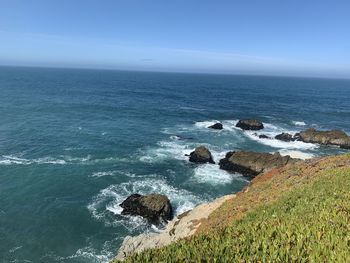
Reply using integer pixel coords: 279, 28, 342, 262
0, 67, 349, 263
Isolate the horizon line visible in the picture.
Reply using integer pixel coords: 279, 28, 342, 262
0, 63, 350, 81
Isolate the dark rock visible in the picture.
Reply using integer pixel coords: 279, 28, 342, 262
259, 134, 270, 139
299, 128, 350, 149
236, 119, 264, 130
120, 193, 172, 224
208, 123, 223, 130
189, 146, 215, 164
219, 151, 297, 177
293, 133, 301, 141
275, 133, 294, 142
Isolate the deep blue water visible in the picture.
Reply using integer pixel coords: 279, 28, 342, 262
0, 67, 349, 263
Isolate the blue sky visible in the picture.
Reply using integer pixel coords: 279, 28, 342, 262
0, 0, 349, 77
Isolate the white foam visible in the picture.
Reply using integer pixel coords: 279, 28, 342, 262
279, 150, 314, 160
193, 119, 240, 132
88, 178, 204, 230
194, 120, 220, 129
9, 246, 23, 253
293, 121, 306, 126
140, 140, 192, 163
0, 155, 67, 165
0, 153, 137, 166
170, 135, 181, 140
238, 121, 317, 151
68, 244, 115, 263
191, 149, 247, 185
90, 171, 116, 178
193, 164, 234, 184
247, 132, 317, 150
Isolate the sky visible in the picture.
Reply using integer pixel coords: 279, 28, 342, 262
0, 0, 349, 78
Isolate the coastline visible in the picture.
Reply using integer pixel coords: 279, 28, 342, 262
113, 153, 350, 261
116, 194, 235, 260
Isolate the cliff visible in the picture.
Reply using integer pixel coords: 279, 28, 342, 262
113, 153, 350, 262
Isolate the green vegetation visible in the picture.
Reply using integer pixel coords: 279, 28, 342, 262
115, 157, 350, 262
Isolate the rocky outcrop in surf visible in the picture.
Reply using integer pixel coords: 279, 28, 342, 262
189, 146, 215, 164
219, 151, 297, 177
208, 123, 223, 130
120, 194, 173, 224
275, 132, 294, 142
236, 119, 264, 130
299, 128, 350, 149
256, 134, 271, 139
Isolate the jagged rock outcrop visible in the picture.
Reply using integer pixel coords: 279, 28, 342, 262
299, 128, 350, 149
236, 119, 264, 130
275, 133, 294, 142
208, 123, 223, 130
189, 146, 215, 164
219, 151, 296, 177
120, 194, 172, 224
275, 132, 302, 142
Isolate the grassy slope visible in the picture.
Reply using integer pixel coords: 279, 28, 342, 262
115, 154, 350, 262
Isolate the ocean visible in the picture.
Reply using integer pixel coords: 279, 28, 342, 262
0, 66, 349, 263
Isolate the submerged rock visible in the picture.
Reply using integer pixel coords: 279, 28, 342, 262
189, 146, 215, 164
299, 128, 350, 149
236, 119, 264, 130
219, 151, 296, 177
120, 193, 172, 224
258, 134, 271, 139
208, 123, 223, 130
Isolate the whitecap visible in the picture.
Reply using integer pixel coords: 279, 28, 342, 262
0, 155, 30, 165
0, 155, 67, 165
179, 106, 205, 112
293, 121, 306, 126
90, 171, 116, 178
139, 140, 193, 163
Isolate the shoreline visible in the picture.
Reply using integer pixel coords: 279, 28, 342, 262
116, 194, 236, 260
113, 153, 350, 262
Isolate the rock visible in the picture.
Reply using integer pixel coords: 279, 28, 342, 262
120, 194, 172, 224
275, 133, 294, 142
259, 134, 270, 139
219, 151, 296, 177
236, 119, 264, 130
189, 146, 215, 164
299, 128, 350, 149
208, 123, 223, 130
293, 133, 301, 141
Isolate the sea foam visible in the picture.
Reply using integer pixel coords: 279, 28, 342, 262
88, 178, 204, 231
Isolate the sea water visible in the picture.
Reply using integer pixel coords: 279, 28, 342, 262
0, 67, 349, 262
